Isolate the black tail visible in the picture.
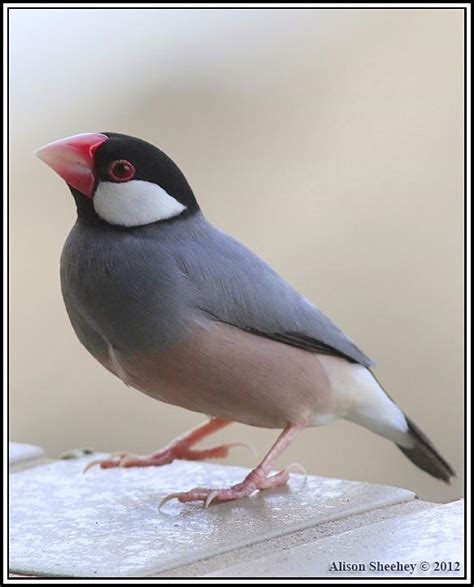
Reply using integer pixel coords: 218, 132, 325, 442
397, 416, 455, 483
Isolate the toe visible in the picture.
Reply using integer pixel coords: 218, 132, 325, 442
83, 457, 119, 473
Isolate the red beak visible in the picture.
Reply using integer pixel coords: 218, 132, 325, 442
36, 133, 108, 197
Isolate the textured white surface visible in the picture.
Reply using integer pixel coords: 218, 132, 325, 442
9, 456, 415, 577
208, 500, 464, 578
9, 442, 45, 466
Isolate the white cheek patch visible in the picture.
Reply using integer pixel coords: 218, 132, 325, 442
93, 179, 186, 227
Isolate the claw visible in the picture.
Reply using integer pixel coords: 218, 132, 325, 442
204, 490, 220, 508
82, 451, 136, 473
285, 462, 308, 493
227, 442, 258, 458
82, 459, 104, 474
286, 462, 308, 476
159, 492, 181, 510
159, 487, 211, 510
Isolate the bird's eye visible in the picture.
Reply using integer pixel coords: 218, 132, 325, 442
107, 159, 136, 182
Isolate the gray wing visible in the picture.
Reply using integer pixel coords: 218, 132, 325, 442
177, 221, 374, 368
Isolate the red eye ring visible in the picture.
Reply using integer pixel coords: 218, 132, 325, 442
107, 159, 136, 182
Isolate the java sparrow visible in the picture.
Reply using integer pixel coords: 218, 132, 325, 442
36, 132, 454, 506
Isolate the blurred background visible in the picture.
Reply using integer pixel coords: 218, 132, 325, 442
9, 8, 464, 503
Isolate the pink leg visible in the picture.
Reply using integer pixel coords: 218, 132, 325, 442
83, 418, 239, 473
161, 419, 307, 508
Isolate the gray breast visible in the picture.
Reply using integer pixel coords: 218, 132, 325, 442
60, 218, 193, 358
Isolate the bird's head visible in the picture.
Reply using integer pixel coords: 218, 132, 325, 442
36, 132, 198, 227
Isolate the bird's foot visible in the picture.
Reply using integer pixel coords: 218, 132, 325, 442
83, 442, 253, 474
160, 467, 291, 509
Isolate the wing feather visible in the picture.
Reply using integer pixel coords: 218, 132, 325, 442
178, 219, 375, 368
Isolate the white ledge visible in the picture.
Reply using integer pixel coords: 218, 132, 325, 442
8, 445, 463, 579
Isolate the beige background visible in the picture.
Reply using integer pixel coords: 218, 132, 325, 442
9, 8, 464, 503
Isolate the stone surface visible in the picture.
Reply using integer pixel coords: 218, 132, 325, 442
207, 500, 464, 578
9, 456, 415, 578
9, 442, 45, 467
155, 500, 436, 578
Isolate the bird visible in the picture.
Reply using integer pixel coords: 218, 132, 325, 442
36, 132, 455, 506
